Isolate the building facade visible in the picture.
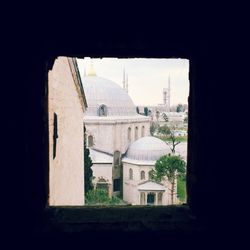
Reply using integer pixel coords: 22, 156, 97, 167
122, 136, 177, 205
48, 57, 87, 205
82, 72, 150, 197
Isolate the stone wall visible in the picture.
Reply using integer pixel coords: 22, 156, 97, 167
48, 57, 85, 205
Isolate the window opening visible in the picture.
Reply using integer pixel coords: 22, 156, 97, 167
140, 170, 145, 180
48, 57, 189, 206
135, 126, 138, 140
129, 168, 133, 180
53, 113, 58, 159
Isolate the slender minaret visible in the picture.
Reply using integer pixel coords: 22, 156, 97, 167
122, 68, 126, 90
126, 73, 128, 93
163, 74, 171, 112
167, 74, 171, 112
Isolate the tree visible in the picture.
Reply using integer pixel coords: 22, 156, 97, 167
184, 115, 188, 123
144, 107, 149, 116
166, 127, 181, 154
176, 104, 183, 113
158, 124, 170, 135
84, 126, 93, 194
162, 113, 168, 122
149, 154, 186, 204
136, 106, 140, 114
150, 122, 158, 135
161, 113, 180, 154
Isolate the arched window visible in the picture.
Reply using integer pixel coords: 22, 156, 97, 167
141, 126, 145, 137
135, 126, 138, 140
140, 192, 146, 205
88, 135, 94, 147
113, 151, 121, 167
98, 104, 108, 116
158, 192, 163, 205
129, 168, 133, 180
127, 127, 131, 142
140, 170, 145, 180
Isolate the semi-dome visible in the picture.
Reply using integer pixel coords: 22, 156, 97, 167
126, 136, 171, 161
82, 76, 137, 116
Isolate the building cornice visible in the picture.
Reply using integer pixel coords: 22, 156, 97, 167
67, 57, 88, 112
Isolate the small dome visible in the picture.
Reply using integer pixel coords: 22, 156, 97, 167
82, 76, 137, 116
126, 136, 170, 161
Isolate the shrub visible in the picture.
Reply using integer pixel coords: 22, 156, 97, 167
85, 189, 124, 205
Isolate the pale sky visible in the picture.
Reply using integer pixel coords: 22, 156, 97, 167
77, 58, 189, 106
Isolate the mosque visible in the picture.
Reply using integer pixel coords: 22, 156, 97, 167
82, 66, 177, 205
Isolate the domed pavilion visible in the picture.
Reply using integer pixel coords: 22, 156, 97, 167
122, 136, 175, 205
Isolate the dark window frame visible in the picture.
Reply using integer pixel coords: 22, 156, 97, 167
43, 54, 193, 233
53, 113, 58, 159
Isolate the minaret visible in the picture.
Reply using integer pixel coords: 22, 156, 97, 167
126, 73, 128, 93
163, 74, 171, 112
122, 68, 126, 90
167, 74, 171, 112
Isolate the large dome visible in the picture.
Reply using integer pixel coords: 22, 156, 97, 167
126, 136, 171, 161
82, 76, 137, 116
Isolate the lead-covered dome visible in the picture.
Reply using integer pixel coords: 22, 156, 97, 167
126, 136, 171, 161
82, 76, 137, 116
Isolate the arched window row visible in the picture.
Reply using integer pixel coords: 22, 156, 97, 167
127, 125, 146, 143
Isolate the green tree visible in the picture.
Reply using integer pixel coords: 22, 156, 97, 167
166, 127, 181, 154
84, 126, 93, 194
161, 114, 181, 153
149, 154, 186, 204
176, 104, 183, 113
158, 124, 171, 135
144, 107, 149, 116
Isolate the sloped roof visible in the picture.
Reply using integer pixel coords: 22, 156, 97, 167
137, 180, 166, 191
89, 149, 113, 164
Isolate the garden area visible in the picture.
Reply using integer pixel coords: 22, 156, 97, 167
85, 189, 127, 206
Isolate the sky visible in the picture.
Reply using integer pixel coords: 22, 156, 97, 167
77, 58, 189, 106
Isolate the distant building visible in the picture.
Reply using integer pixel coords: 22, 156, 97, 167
48, 57, 87, 205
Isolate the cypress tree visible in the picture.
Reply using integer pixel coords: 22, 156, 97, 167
84, 125, 93, 194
